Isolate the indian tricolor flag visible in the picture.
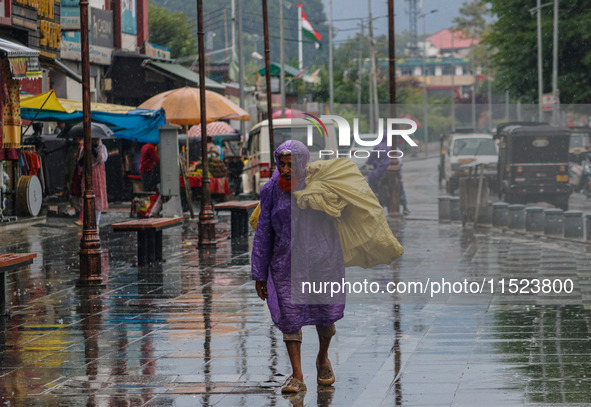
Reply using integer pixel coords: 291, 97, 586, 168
301, 9, 322, 49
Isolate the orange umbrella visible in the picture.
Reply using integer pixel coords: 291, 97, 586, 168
138, 87, 249, 126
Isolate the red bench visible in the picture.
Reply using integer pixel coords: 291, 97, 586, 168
111, 218, 183, 266
0, 253, 36, 315
214, 200, 259, 238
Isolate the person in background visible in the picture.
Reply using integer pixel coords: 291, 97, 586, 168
207, 136, 221, 157
140, 143, 160, 192
367, 138, 410, 215
75, 137, 108, 226
54, 122, 66, 135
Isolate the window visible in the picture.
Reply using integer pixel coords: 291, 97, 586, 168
452, 138, 497, 156
442, 66, 454, 75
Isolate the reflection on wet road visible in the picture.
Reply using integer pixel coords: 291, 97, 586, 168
1, 157, 591, 405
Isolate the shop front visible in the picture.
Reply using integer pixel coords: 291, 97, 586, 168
0, 38, 42, 220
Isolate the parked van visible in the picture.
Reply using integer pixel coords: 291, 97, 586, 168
242, 118, 338, 196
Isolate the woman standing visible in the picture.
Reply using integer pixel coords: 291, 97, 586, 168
75, 137, 108, 226
252, 140, 345, 393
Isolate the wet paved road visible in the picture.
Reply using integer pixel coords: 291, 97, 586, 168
2, 156, 591, 406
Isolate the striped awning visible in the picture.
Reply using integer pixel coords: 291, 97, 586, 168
0, 38, 42, 80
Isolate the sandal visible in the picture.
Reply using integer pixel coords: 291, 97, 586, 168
316, 359, 335, 386
282, 376, 307, 394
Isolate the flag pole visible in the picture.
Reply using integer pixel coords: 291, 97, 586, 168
298, 4, 303, 70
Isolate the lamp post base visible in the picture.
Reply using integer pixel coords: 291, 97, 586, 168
80, 234, 103, 285
198, 207, 216, 247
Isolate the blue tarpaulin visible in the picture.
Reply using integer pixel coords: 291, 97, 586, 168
21, 108, 166, 144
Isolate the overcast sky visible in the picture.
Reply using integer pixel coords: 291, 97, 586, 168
322, 0, 467, 44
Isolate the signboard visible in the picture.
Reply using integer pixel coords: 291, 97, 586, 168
61, 0, 79, 6
542, 93, 558, 111
90, 8, 113, 48
61, 7, 80, 30
61, 31, 112, 65
8, 56, 42, 79
145, 42, 171, 59
121, 0, 137, 35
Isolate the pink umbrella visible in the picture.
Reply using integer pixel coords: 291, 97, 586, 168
272, 108, 306, 119
188, 121, 236, 138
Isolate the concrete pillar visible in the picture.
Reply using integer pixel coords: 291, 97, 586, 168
449, 196, 461, 221
525, 207, 544, 232
564, 211, 584, 239
544, 208, 564, 235
492, 202, 509, 227
507, 204, 525, 229
438, 196, 450, 221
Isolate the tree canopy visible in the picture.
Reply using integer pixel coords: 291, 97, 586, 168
485, 0, 591, 104
148, 3, 197, 58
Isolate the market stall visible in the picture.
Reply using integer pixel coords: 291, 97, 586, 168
0, 39, 43, 219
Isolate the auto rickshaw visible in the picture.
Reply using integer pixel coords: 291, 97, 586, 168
495, 122, 572, 210
568, 127, 591, 164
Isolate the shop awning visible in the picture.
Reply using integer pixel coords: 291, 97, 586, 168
20, 91, 166, 144
143, 60, 226, 91
21, 91, 135, 115
0, 38, 42, 80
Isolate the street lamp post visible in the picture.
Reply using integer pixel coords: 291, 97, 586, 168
197, 0, 216, 246
79, 0, 102, 285
419, 9, 438, 157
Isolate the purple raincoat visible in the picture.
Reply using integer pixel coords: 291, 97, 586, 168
251, 140, 345, 334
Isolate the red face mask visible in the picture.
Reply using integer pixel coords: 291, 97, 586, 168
279, 173, 299, 191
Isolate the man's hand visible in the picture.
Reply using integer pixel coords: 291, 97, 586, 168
255, 281, 268, 301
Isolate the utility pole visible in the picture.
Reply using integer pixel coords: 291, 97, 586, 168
79, 0, 102, 285
368, 0, 379, 131
280, 0, 286, 118
262, 0, 275, 167
450, 28, 455, 131
487, 64, 492, 131
420, 10, 437, 156
237, 0, 245, 137
388, 0, 396, 118
357, 20, 364, 120
328, 0, 334, 114
552, 0, 559, 125
536, 0, 543, 122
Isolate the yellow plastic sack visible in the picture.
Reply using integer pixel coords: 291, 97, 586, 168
294, 158, 403, 268
249, 202, 261, 230
250, 158, 404, 268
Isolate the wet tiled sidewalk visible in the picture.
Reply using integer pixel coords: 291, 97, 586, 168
2, 158, 591, 405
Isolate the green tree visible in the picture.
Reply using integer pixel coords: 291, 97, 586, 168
153, 0, 329, 65
148, 2, 197, 58
485, 0, 591, 104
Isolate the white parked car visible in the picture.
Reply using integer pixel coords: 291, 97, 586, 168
242, 118, 338, 196
441, 133, 498, 194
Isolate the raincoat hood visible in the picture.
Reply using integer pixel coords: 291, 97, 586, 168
272, 140, 310, 182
